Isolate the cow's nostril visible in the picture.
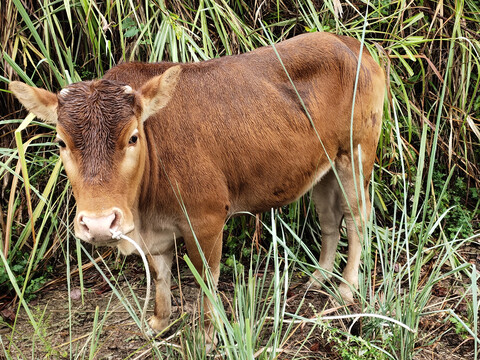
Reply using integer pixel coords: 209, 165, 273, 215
110, 209, 122, 231
78, 214, 90, 233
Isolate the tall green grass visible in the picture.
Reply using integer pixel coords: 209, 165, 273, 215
1, 0, 479, 359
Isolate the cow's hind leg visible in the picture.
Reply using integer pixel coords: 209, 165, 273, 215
335, 150, 373, 303
148, 252, 174, 331
308, 170, 343, 288
309, 151, 373, 304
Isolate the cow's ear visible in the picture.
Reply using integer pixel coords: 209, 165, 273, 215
9, 81, 58, 124
139, 65, 181, 122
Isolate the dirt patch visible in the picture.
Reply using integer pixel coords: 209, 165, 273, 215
0, 254, 477, 359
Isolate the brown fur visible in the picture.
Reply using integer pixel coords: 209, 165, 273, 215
56, 80, 137, 182
10, 32, 385, 338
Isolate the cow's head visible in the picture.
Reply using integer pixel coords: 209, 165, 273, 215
10, 66, 181, 246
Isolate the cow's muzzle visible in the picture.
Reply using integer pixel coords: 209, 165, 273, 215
76, 208, 133, 244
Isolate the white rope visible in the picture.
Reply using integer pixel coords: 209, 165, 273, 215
264, 313, 416, 333
110, 229, 151, 339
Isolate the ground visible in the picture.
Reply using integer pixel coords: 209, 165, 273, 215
0, 250, 478, 359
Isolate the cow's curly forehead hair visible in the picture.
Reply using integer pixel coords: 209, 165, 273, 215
57, 80, 137, 183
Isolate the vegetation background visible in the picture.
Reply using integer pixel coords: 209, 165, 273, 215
0, 0, 479, 359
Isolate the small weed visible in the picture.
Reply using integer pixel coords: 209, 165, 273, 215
0, 253, 50, 302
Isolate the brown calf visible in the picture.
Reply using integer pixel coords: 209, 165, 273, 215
10, 32, 385, 335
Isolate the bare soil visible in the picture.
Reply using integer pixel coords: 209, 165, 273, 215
0, 249, 478, 359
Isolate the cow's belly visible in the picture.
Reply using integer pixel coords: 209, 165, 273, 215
230, 161, 332, 214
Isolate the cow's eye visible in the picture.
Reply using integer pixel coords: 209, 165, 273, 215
56, 139, 66, 149
128, 135, 138, 145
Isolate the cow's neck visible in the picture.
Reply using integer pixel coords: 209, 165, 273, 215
138, 124, 176, 220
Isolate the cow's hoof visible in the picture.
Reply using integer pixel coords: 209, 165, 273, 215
148, 316, 170, 332
205, 342, 215, 354
306, 269, 329, 288
338, 283, 355, 304
205, 332, 218, 353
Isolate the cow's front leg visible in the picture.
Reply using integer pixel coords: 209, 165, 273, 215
182, 214, 225, 344
147, 252, 174, 331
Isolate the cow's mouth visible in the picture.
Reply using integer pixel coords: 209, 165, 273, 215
77, 234, 120, 246
95, 239, 121, 246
